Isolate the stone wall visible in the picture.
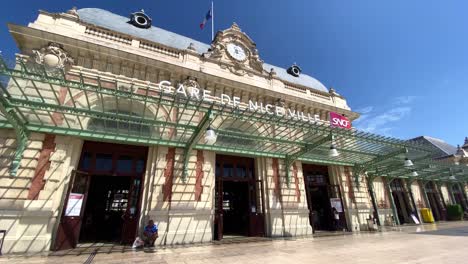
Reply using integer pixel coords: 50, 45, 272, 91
371, 176, 393, 226
140, 146, 215, 245
440, 183, 452, 205
329, 166, 373, 231
0, 128, 82, 253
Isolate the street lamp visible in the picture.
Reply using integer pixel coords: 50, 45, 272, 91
204, 126, 217, 145
404, 157, 414, 167
329, 144, 339, 157
411, 171, 418, 177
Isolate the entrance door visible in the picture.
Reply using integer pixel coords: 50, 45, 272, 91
79, 175, 130, 242
214, 155, 264, 240
452, 184, 467, 211
390, 179, 413, 224
54, 141, 147, 251
53, 170, 89, 251
425, 182, 445, 221
303, 164, 346, 231
222, 181, 249, 236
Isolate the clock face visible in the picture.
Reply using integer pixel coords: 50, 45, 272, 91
227, 43, 247, 61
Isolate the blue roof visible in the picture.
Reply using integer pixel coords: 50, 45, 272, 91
76, 8, 329, 93
409, 136, 457, 157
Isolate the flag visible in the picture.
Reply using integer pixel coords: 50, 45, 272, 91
200, 8, 212, 30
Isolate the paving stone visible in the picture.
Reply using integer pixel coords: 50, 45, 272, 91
2, 222, 468, 263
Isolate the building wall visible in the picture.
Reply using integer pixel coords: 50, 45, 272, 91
371, 176, 393, 226
440, 183, 452, 205
0, 128, 82, 253
140, 146, 215, 245
329, 166, 374, 231
261, 158, 312, 237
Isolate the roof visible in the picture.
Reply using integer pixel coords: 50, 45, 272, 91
409, 136, 457, 157
76, 8, 329, 93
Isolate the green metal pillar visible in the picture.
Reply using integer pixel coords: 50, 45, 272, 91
367, 175, 381, 226
436, 182, 448, 208
420, 181, 431, 209
405, 179, 420, 223
284, 133, 332, 187
386, 178, 401, 226
460, 182, 468, 210
182, 109, 213, 183
448, 183, 457, 205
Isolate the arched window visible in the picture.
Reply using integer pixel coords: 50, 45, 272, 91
87, 110, 151, 137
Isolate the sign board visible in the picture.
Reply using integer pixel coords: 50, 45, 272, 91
330, 112, 351, 129
65, 193, 84, 217
411, 214, 420, 224
330, 198, 343, 213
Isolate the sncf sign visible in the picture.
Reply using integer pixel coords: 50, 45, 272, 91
330, 112, 351, 129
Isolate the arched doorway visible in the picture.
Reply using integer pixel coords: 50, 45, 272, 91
302, 164, 346, 231
214, 154, 265, 240
452, 183, 468, 211
390, 179, 413, 224
54, 141, 148, 250
425, 181, 446, 221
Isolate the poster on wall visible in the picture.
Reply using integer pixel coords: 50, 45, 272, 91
330, 198, 343, 212
411, 214, 420, 224
65, 193, 84, 217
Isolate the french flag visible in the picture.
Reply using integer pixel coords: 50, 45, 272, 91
200, 9, 212, 30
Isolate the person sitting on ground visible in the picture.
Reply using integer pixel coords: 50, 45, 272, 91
143, 219, 158, 247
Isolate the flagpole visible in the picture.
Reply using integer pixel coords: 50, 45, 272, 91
211, 1, 214, 41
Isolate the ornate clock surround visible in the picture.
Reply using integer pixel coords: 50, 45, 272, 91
204, 22, 264, 76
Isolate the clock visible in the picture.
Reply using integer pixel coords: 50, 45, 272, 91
226, 43, 247, 61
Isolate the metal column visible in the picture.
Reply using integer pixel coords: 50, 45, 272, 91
367, 175, 381, 226
420, 181, 431, 209
386, 178, 401, 226
406, 179, 420, 223
448, 183, 457, 205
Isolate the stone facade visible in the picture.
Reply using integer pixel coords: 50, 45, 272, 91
0, 129, 83, 253
1, 7, 467, 254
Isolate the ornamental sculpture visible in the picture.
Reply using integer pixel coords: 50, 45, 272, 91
32, 42, 74, 69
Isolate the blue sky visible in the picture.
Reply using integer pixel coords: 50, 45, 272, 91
0, 1, 466, 146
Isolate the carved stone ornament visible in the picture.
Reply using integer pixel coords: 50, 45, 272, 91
66, 7, 79, 18
181, 77, 200, 89
32, 42, 74, 69
186, 42, 197, 52
204, 22, 264, 76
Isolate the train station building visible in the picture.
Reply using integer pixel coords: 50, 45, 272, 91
0, 7, 467, 253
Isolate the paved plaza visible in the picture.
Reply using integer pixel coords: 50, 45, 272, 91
2, 222, 468, 264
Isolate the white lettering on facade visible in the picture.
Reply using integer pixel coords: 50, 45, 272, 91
176, 84, 187, 97
221, 94, 231, 105
202, 89, 212, 102
189, 87, 200, 99
155, 80, 324, 124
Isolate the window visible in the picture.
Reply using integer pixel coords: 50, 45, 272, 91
80, 152, 92, 170
117, 155, 133, 173
95, 154, 113, 171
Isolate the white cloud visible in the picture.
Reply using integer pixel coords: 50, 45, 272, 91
353, 96, 416, 136
355, 106, 373, 114
393, 96, 417, 105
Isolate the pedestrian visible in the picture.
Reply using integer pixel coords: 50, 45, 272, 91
332, 207, 340, 230
142, 219, 158, 247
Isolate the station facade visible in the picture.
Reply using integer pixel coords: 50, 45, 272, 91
0, 8, 467, 253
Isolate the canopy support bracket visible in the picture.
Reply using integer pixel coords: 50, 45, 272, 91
353, 148, 408, 187
0, 96, 28, 176
285, 133, 333, 187
182, 109, 213, 183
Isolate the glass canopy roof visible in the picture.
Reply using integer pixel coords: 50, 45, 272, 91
1, 56, 466, 184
